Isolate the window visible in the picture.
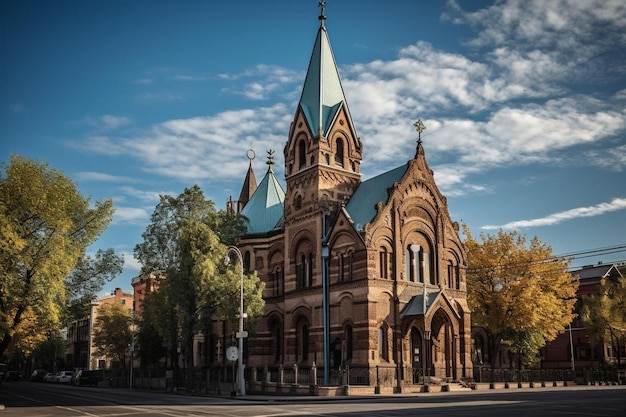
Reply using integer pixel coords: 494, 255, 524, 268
272, 266, 283, 296
244, 251, 251, 271
339, 253, 344, 282
348, 251, 353, 281
378, 325, 389, 361
296, 253, 313, 288
296, 321, 309, 363
270, 320, 282, 363
379, 247, 389, 279
448, 260, 460, 289
335, 139, 344, 167
298, 140, 306, 169
405, 243, 433, 284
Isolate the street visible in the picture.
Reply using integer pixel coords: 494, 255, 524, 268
1, 380, 625, 416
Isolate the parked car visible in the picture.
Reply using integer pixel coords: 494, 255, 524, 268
31, 369, 48, 382
73, 370, 99, 387
54, 371, 73, 383
4, 370, 21, 381
43, 372, 56, 383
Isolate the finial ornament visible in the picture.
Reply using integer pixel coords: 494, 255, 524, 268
266, 149, 275, 168
246, 148, 256, 162
318, 1, 326, 25
413, 119, 426, 141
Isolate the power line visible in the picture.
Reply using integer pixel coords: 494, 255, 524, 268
465, 243, 626, 274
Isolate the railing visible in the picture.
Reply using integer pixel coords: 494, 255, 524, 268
472, 367, 622, 387
108, 365, 625, 393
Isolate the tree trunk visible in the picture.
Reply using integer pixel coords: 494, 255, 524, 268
488, 332, 502, 369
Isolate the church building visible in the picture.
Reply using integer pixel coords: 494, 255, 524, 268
229, 5, 472, 389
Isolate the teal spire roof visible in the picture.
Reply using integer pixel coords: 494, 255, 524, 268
240, 152, 285, 234
299, 20, 351, 137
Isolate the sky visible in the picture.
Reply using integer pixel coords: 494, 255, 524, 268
2, 0, 626, 296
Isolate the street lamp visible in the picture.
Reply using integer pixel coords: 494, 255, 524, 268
225, 246, 246, 396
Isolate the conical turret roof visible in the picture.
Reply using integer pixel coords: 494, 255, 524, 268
240, 151, 285, 234
299, 18, 355, 137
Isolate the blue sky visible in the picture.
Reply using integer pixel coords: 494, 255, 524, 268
2, 0, 626, 295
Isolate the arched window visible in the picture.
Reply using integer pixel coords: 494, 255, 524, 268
294, 195, 302, 210
298, 140, 306, 169
406, 243, 433, 284
296, 252, 313, 288
379, 247, 390, 279
296, 320, 309, 363
272, 266, 283, 296
270, 319, 282, 364
335, 138, 344, 167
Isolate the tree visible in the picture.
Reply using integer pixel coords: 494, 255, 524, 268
65, 249, 124, 322
134, 186, 263, 390
92, 303, 133, 368
0, 155, 115, 358
580, 276, 626, 368
463, 225, 578, 368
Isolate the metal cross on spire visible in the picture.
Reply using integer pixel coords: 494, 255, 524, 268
413, 119, 426, 143
318, 1, 326, 26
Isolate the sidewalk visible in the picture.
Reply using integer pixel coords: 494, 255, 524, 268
218, 382, 626, 402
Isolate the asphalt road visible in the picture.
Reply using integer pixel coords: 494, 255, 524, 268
1, 380, 625, 417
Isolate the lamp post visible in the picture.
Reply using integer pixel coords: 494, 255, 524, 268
226, 246, 246, 396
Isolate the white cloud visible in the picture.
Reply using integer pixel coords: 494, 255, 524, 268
119, 186, 176, 202
83, 115, 132, 131
75, 171, 139, 183
220, 64, 301, 100
71, 0, 626, 203
121, 251, 142, 272
113, 206, 151, 225
482, 197, 626, 230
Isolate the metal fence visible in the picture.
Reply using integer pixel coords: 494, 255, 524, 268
106, 365, 624, 393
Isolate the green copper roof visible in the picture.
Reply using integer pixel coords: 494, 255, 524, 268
300, 25, 348, 137
400, 290, 441, 317
345, 163, 409, 230
240, 166, 285, 234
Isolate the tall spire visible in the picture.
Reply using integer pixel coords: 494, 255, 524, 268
237, 149, 258, 212
298, 2, 355, 138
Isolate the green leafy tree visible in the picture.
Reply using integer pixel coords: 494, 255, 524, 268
92, 303, 133, 368
580, 276, 626, 367
0, 155, 115, 358
134, 186, 263, 390
463, 225, 578, 368
65, 249, 124, 322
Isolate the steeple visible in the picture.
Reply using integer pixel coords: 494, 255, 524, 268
298, 1, 356, 139
237, 149, 258, 212
240, 150, 285, 234
283, 2, 362, 224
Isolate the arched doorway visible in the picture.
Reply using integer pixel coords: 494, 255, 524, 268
431, 309, 454, 379
410, 327, 423, 384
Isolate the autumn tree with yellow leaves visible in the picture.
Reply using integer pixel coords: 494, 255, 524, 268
463, 225, 578, 368
0, 156, 120, 359
580, 275, 626, 368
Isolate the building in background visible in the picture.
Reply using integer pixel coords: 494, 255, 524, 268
541, 263, 625, 370
66, 287, 133, 370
